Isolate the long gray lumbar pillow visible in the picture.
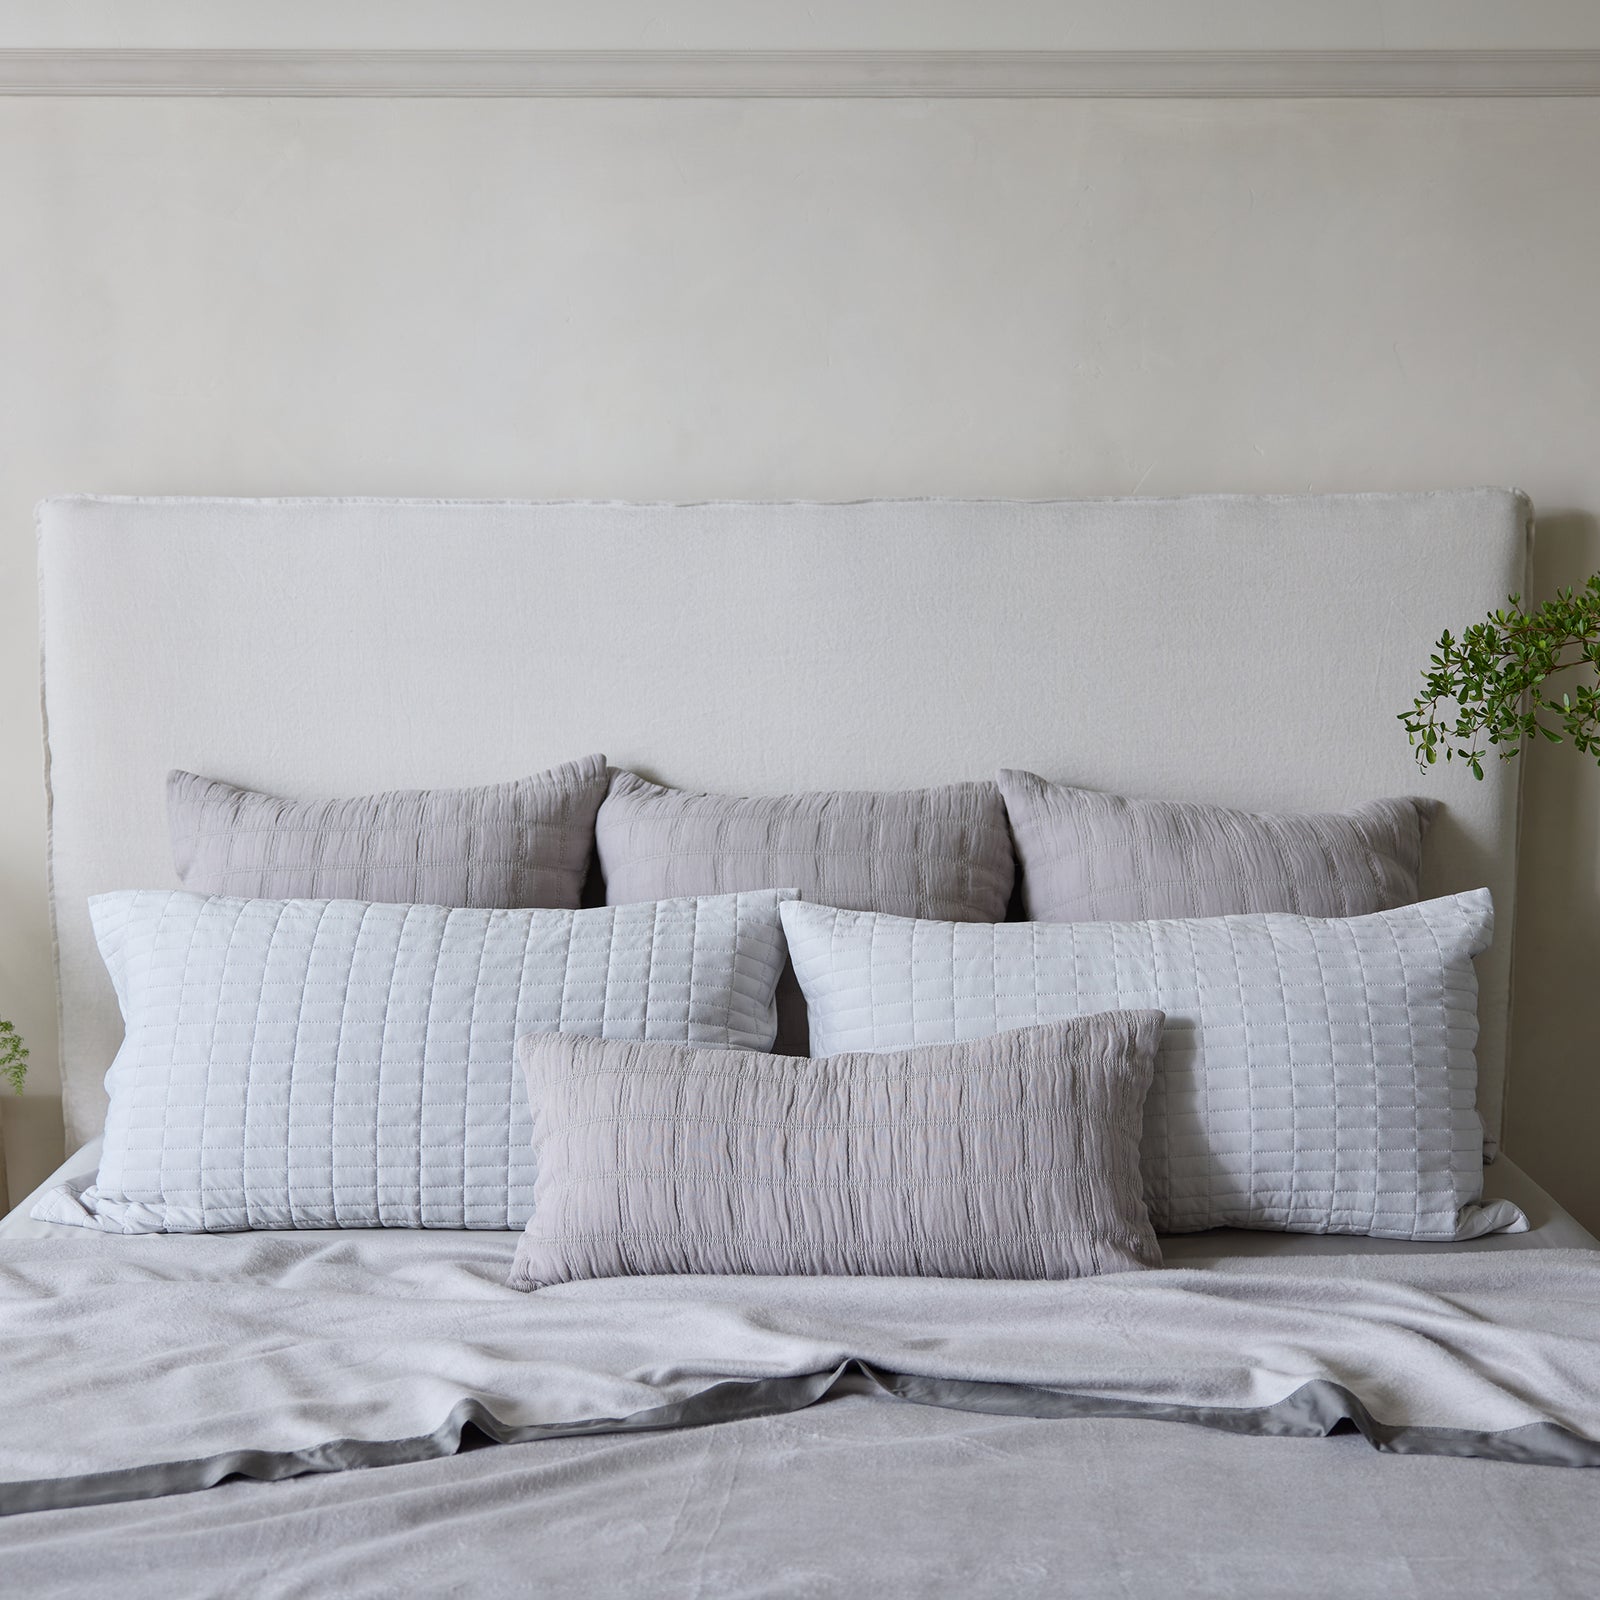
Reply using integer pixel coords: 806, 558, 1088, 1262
168, 753, 610, 909
35, 887, 793, 1234
509, 1014, 1165, 1291
781, 890, 1525, 1242
997, 768, 1437, 923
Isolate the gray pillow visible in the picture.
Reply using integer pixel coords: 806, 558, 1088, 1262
509, 1013, 1164, 1291
596, 770, 1015, 1052
168, 754, 608, 909
998, 769, 1436, 922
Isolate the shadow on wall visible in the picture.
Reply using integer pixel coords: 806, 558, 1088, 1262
0, 847, 66, 1213
1505, 509, 1600, 1234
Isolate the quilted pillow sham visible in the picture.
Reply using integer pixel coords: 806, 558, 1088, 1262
509, 1013, 1164, 1290
37, 887, 792, 1234
781, 891, 1526, 1242
998, 769, 1437, 923
596, 770, 1014, 1053
168, 753, 609, 909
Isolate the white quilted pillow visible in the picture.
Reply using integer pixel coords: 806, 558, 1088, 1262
38, 888, 793, 1234
781, 890, 1526, 1241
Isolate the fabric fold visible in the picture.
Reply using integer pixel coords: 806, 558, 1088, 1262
3, 1233, 1599, 1514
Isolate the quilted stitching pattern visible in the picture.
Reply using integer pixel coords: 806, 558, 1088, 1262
76, 887, 792, 1233
998, 770, 1436, 923
782, 891, 1508, 1240
597, 770, 1015, 1054
509, 1014, 1163, 1290
168, 754, 609, 909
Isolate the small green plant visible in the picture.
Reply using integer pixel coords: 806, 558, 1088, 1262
1400, 575, 1600, 779
0, 1018, 26, 1094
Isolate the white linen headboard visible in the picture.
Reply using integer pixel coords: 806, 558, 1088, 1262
38, 492, 1531, 1149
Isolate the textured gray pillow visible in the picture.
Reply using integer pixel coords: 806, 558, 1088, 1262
168, 754, 608, 909
597, 770, 1015, 1052
509, 1013, 1164, 1290
998, 769, 1437, 922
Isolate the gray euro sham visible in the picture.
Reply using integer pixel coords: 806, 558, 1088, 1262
168, 753, 609, 909
596, 769, 1015, 1051
998, 769, 1436, 923
510, 1013, 1163, 1290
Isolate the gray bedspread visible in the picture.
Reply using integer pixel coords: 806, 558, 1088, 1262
8, 1399, 1600, 1600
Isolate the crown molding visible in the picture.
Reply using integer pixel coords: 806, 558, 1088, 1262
2, 48, 1600, 99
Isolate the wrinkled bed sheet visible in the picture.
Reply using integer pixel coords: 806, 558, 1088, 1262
3, 1230, 1600, 1503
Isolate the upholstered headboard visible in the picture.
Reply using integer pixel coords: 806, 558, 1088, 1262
37, 492, 1531, 1149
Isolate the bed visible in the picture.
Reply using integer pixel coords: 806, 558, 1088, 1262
4, 491, 1599, 1598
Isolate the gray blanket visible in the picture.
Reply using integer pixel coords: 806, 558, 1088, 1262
2, 1232, 1599, 1519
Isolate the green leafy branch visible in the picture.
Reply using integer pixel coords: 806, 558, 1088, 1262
1400, 574, 1600, 779
0, 1018, 26, 1094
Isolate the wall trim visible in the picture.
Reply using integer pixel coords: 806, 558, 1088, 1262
4, 48, 1600, 99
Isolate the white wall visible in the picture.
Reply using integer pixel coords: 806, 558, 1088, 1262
9, 1, 1600, 51
2, 55, 1599, 1227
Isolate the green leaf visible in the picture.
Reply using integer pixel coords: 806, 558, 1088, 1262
1400, 580, 1600, 777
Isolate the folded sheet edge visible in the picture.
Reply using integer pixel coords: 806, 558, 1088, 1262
4, 1362, 1596, 1518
